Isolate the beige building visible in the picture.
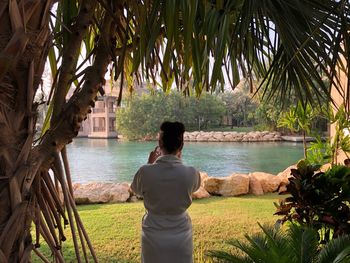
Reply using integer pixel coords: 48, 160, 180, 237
78, 95, 118, 138
331, 55, 349, 136
330, 53, 349, 163
77, 78, 148, 138
76, 81, 119, 138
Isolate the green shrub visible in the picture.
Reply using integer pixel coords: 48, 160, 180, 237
275, 160, 350, 243
208, 224, 350, 263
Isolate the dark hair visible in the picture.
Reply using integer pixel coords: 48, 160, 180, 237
160, 121, 185, 153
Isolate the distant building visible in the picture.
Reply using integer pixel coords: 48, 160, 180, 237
78, 95, 118, 138
75, 81, 118, 138
77, 78, 148, 138
37, 64, 149, 138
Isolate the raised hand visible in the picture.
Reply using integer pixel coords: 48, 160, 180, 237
147, 146, 161, 164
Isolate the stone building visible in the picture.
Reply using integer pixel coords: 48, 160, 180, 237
78, 95, 118, 138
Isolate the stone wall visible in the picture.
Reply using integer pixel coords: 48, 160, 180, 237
71, 166, 295, 204
184, 131, 282, 142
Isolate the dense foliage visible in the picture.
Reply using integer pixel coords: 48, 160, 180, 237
218, 88, 258, 127
116, 91, 226, 139
116, 89, 330, 139
275, 160, 350, 243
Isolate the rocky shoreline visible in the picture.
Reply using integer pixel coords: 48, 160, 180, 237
184, 131, 282, 142
72, 165, 294, 205
130, 131, 283, 142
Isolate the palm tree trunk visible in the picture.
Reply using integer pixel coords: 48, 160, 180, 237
0, 1, 54, 261
0, 1, 116, 261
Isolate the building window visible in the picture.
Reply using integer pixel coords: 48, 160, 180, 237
108, 101, 115, 113
109, 118, 116, 132
93, 101, 105, 113
93, 117, 106, 132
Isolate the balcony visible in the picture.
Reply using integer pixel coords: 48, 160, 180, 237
93, 126, 106, 132
92, 108, 105, 113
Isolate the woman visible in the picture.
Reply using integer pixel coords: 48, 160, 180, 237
131, 121, 201, 263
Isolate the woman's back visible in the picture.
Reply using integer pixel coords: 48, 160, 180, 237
133, 155, 200, 215
130, 121, 200, 263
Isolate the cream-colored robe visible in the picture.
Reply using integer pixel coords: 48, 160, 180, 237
131, 155, 201, 263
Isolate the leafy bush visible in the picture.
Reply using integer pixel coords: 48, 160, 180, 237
275, 160, 350, 243
208, 224, 350, 263
116, 91, 226, 139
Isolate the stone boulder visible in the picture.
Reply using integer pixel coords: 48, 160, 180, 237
276, 165, 295, 181
276, 165, 296, 192
278, 184, 288, 194
73, 182, 131, 204
192, 186, 211, 199
199, 171, 209, 187
249, 172, 281, 193
203, 173, 250, 196
248, 174, 264, 195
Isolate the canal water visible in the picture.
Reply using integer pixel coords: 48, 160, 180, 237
66, 138, 304, 183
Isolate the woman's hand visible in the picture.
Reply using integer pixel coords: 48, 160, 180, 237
147, 146, 161, 164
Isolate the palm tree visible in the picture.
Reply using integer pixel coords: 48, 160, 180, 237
0, 0, 349, 262
208, 224, 350, 263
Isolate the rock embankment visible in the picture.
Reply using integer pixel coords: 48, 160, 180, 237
71, 166, 294, 204
184, 131, 282, 142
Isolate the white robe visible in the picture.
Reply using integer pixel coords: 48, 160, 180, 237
131, 155, 201, 263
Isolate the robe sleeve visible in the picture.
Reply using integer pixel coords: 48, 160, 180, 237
131, 168, 143, 196
192, 170, 201, 192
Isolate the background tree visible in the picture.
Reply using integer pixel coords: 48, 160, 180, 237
254, 102, 282, 131
116, 91, 226, 139
0, 0, 349, 262
220, 89, 258, 128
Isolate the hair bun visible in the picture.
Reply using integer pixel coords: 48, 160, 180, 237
160, 121, 185, 153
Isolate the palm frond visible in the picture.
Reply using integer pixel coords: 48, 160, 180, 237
318, 235, 350, 263
287, 224, 319, 263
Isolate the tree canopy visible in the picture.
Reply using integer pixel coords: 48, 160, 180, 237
116, 91, 226, 139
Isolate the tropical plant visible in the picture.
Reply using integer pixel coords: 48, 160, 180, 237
208, 224, 350, 263
306, 136, 333, 165
329, 105, 350, 165
0, 0, 349, 262
278, 101, 320, 158
275, 160, 350, 243
307, 104, 350, 165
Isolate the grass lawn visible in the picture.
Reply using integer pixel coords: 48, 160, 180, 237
33, 194, 281, 262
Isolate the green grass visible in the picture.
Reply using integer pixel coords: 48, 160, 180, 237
33, 194, 280, 262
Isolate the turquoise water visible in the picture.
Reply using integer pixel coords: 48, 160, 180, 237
66, 138, 304, 183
